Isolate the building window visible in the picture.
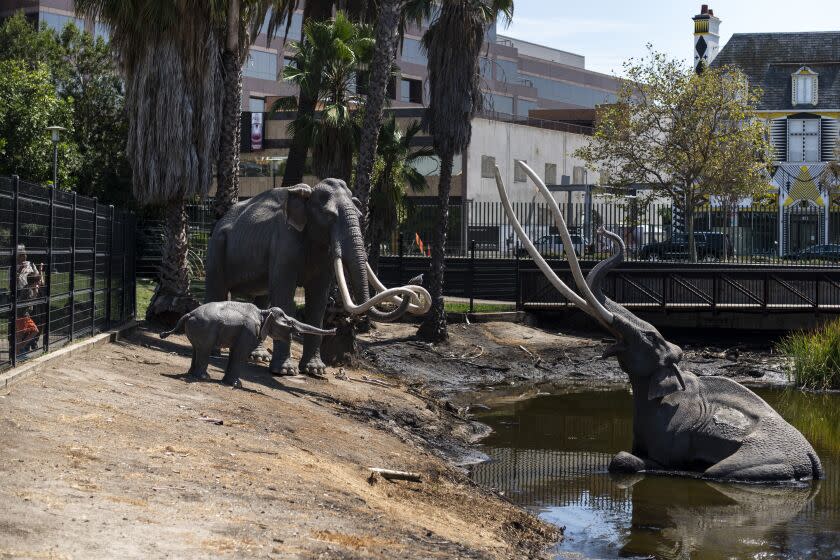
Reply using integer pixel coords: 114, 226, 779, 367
494, 58, 518, 83
400, 78, 422, 104
400, 38, 426, 65
481, 156, 495, 178
545, 163, 557, 185
41, 12, 84, 32
514, 160, 527, 183
792, 67, 818, 106
573, 166, 587, 184
485, 93, 513, 115
249, 97, 266, 112
517, 99, 538, 118
788, 118, 821, 162
244, 50, 278, 81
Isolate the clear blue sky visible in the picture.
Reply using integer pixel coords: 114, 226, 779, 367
501, 0, 840, 76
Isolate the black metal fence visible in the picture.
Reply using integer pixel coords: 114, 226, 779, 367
0, 176, 136, 370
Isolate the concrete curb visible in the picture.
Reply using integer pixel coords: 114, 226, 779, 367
0, 321, 139, 391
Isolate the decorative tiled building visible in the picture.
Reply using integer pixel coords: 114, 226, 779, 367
706, 8, 840, 254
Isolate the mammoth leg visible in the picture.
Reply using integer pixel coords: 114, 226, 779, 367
703, 442, 797, 481
299, 275, 330, 378
268, 268, 299, 376
248, 294, 272, 363
204, 231, 229, 304
189, 344, 211, 381
222, 332, 253, 389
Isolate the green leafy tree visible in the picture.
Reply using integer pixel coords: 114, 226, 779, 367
277, 13, 373, 180
0, 13, 130, 203
76, 0, 222, 320
0, 60, 78, 187
367, 116, 434, 272
576, 47, 772, 262
417, 0, 513, 342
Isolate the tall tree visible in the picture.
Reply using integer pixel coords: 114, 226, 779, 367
212, 0, 245, 220
76, 0, 222, 321
417, 0, 513, 342
367, 116, 434, 272
576, 48, 771, 262
352, 0, 431, 238
0, 13, 129, 203
277, 13, 372, 180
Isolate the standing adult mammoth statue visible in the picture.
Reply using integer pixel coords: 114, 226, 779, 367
495, 161, 823, 482
205, 179, 430, 377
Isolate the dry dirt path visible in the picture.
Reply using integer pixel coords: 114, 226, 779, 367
0, 327, 557, 560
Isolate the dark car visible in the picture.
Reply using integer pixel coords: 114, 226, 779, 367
516, 234, 585, 258
639, 232, 733, 261
784, 244, 840, 262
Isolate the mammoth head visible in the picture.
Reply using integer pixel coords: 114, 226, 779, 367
259, 307, 336, 342
494, 160, 686, 401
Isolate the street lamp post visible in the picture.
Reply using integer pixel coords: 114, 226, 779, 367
46, 126, 66, 189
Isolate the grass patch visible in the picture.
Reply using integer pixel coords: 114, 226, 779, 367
444, 301, 515, 314
776, 317, 840, 390
136, 278, 156, 320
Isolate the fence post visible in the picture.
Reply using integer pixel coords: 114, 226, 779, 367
121, 212, 126, 323
515, 244, 522, 311
10, 176, 19, 367
69, 192, 77, 342
106, 205, 114, 329
44, 183, 55, 353
397, 232, 404, 285
469, 240, 476, 313
91, 198, 98, 334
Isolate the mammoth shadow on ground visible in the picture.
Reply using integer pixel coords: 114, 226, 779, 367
494, 161, 823, 482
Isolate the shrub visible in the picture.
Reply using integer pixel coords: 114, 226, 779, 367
777, 318, 840, 390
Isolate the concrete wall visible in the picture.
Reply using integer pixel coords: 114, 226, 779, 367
467, 117, 597, 204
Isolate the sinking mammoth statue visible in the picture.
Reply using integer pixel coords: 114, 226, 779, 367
495, 161, 823, 482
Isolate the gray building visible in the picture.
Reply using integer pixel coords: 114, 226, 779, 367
1, 0, 621, 114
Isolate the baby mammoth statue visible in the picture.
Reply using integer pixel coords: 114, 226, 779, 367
160, 302, 336, 388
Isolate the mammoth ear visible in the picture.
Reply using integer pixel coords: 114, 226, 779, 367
282, 184, 311, 232
647, 366, 685, 400
258, 309, 274, 340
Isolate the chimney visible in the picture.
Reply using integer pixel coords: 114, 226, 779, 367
692, 5, 721, 73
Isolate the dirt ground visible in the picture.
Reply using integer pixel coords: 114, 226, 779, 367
0, 325, 559, 560
0, 319, 788, 559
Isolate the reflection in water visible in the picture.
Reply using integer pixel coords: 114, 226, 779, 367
471, 389, 840, 560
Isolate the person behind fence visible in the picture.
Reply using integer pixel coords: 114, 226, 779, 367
15, 245, 44, 353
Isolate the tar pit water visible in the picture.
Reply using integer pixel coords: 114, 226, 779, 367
470, 388, 840, 560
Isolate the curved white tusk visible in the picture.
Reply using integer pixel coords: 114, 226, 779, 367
334, 259, 430, 316
366, 263, 431, 315
494, 166, 600, 319
515, 161, 614, 326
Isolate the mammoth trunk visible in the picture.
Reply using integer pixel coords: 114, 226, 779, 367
338, 208, 370, 309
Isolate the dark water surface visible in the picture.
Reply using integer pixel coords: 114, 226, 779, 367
471, 388, 840, 560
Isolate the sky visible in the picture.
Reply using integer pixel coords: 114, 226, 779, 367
500, 0, 840, 76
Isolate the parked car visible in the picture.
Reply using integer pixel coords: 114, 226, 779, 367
639, 232, 733, 261
784, 244, 840, 261
516, 234, 585, 258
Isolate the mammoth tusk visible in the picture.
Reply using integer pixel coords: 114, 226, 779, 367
494, 166, 605, 324
334, 259, 430, 317
366, 263, 431, 315
514, 161, 614, 327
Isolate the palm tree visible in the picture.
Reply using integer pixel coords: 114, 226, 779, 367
277, 13, 372, 180
352, 0, 431, 238
368, 116, 434, 272
76, 0, 222, 321
417, 0, 513, 342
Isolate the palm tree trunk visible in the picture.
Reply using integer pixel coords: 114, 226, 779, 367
353, 0, 401, 236
147, 198, 198, 323
417, 149, 453, 342
214, 0, 241, 220
214, 50, 242, 219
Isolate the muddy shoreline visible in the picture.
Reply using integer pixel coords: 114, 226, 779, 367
0, 320, 792, 559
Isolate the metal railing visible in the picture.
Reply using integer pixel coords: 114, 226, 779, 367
0, 176, 136, 370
